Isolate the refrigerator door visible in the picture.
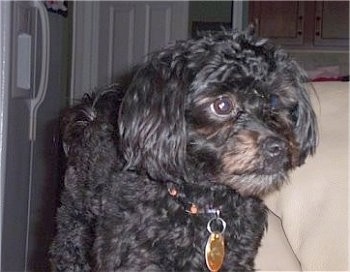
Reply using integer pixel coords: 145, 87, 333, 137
1, 1, 68, 270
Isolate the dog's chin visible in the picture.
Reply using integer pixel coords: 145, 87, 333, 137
220, 171, 288, 197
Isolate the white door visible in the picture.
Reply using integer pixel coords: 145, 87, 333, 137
71, 1, 189, 100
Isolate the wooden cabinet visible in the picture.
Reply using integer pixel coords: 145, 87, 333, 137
314, 1, 349, 47
249, 1, 304, 46
249, 1, 349, 50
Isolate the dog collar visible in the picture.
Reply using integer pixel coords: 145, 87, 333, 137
167, 183, 226, 272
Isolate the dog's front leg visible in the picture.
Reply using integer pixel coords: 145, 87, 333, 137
50, 190, 94, 272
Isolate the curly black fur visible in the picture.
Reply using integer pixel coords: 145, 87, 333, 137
50, 28, 318, 271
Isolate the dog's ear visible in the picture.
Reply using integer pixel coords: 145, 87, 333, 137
118, 62, 188, 181
288, 66, 319, 166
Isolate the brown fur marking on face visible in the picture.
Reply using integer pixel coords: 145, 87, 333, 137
221, 130, 260, 175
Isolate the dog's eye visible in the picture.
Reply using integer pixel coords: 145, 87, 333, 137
211, 96, 234, 116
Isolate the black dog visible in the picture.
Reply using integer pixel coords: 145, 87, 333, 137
50, 29, 318, 271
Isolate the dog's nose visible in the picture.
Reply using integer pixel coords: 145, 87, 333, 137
262, 137, 287, 159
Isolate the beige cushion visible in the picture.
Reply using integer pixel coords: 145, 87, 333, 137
256, 82, 349, 271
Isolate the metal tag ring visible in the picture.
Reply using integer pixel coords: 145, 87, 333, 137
207, 217, 226, 234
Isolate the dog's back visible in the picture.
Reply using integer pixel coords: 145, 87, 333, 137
51, 86, 126, 271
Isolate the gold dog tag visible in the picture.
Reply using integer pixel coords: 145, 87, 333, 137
205, 232, 225, 272
205, 216, 226, 272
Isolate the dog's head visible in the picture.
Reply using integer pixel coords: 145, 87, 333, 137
118, 29, 318, 196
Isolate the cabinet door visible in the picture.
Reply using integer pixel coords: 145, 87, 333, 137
314, 1, 349, 48
249, 1, 304, 46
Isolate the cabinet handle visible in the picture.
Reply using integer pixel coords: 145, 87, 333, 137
297, 14, 303, 36
315, 15, 322, 37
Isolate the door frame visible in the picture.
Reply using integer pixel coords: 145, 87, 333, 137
0, 2, 11, 268
232, 1, 244, 31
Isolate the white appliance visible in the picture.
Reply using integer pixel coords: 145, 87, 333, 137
0, 1, 69, 270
